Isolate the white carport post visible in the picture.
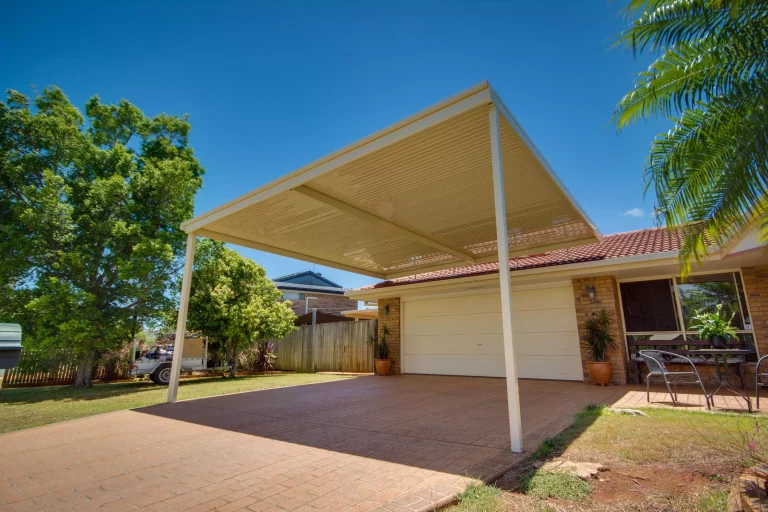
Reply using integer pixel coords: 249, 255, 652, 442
489, 106, 523, 453
167, 232, 197, 403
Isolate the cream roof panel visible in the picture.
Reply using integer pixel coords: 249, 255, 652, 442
186, 82, 600, 279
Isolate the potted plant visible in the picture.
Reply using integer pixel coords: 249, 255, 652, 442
368, 325, 391, 376
691, 304, 738, 349
582, 310, 616, 386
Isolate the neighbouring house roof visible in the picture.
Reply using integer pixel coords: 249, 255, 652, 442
357, 227, 685, 290
272, 271, 347, 295
273, 271, 343, 288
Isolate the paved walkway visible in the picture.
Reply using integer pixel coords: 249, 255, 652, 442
0, 376, 628, 512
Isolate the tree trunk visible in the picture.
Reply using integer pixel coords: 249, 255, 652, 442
73, 351, 95, 388
228, 342, 236, 379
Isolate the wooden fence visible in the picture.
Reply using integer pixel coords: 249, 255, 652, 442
1, 351, 128, 388
271, 320, 375, 373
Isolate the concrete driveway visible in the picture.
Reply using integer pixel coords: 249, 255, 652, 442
0, 376, 626, 512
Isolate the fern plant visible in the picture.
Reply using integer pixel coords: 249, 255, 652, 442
581, 310, 616, 363
691, 304, 738, 342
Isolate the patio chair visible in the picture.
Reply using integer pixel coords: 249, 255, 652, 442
756, 355, 768, 408
639, 350, 710, 409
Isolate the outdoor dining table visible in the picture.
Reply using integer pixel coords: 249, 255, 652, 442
688, 349, 754, 412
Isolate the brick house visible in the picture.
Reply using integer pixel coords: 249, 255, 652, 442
272, 271, 358, 319
348, 226, 768, 387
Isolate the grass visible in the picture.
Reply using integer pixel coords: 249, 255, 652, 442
518, 471, 592, 501
698, 490, 729, 512
446, 405, 757, 511
0, 373, 354, 434
563, 406, 762, 468
450, 484, 506, 512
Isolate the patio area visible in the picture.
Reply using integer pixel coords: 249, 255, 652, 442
0, 375, 760, 512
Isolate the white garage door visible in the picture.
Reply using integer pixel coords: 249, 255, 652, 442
402, 285, 583, 380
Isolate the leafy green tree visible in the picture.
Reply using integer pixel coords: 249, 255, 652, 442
613, 0, 768, 270
0, 87, 203, 386
186, 239, 296, 377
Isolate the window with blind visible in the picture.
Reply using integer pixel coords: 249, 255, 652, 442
620, 279, 680, 333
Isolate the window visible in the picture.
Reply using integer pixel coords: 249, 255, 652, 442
281, 292, 305, 301
619, 272, 756, 357
620, 279, 680, 332
677, 274, 745, 330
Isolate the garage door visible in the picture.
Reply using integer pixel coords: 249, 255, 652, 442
402, 285, 583, 380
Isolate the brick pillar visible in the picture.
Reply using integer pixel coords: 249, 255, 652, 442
572, 276, 628, 385
742, 266, 768, 357
378, 297, 401, 374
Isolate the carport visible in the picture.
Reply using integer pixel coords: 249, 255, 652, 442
169, 81, 601, 453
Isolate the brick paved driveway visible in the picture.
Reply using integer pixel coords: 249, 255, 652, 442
0, 376, 625, 512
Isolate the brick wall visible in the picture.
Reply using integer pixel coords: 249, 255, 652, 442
572, 276, 629, 385
742, 266, 768, 358
285, 294, 358, 316
378, 297, 401, 374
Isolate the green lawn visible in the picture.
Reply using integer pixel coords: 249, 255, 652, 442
447, 406, 761, 512
0, 373, 354, 434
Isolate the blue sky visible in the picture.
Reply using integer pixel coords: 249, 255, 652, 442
2, 0, 666, 290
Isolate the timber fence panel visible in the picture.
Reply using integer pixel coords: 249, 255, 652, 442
271, 320, 374, 373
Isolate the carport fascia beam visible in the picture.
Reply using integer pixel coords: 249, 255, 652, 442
292, 185, 477, 265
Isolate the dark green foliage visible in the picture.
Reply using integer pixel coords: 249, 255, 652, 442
186, 239, 296, 377
613, 0, 768, 272
0, 87, 203, 386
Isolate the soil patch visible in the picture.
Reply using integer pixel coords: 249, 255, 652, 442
495, 462, 726, 511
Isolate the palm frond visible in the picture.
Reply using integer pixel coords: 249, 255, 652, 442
614, 24, 768, 128
614, 0, 768, 273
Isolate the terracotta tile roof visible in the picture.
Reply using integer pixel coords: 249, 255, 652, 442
358, 227, 683, 290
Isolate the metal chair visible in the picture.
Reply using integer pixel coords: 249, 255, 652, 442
756, 355, 768, 408
639, 350, 710, 409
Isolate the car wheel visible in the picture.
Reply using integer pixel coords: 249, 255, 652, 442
154, 365, 172, 386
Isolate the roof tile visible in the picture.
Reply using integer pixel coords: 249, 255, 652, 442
358, 227, 683, 290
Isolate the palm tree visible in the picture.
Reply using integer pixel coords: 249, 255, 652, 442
613, 0, 768, 272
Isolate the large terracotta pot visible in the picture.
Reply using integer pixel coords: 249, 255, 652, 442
587, 361, 613, 386
375, 359, 391, 376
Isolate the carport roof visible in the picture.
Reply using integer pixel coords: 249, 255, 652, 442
182, 81, 601, 280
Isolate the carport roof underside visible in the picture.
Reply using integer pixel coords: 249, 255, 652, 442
182, 82, 601, 280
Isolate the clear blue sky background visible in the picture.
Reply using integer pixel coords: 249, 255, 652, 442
2, 0, 666, 290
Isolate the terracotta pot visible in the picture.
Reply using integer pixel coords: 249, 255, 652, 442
375, 359, 391, 376
587, 361, 613, 386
